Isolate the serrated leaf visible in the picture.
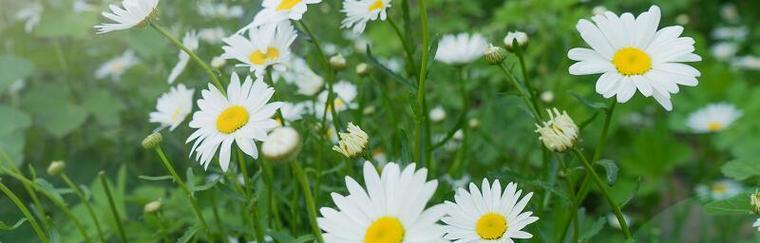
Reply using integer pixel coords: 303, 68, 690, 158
139, 175, 175, 181
0, 56, 35, 93
595, 159, 618, 186
0, 218, 27, 231
704, 192, 753, 215
176, 224, 202, 243
721, 159, 760, 180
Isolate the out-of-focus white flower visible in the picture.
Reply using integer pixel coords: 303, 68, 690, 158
540, 91, 555, 103
279, 102, 308, 122
323, 43, 339, 56
273, 57, 325, 96
711, 26, 747, 41
249, 0, 322, 27
710, 42, 738, 61
675, 14, 690, 25
371, 148, 387, 166
340, 0, 392, 34
73, 0, 96, 13
211, 55, 226, 68
261, 126, 302, 162
695, 179, 743, 201
167, 30, 199, 83
95, 50, 139, 81
197, 2, 244, 19
435, 33, 489, 65
429, 106, 447, 123
149, 84, 194, 131
94, 0, 159, 34
504, 31, 529, 50
332, 122, 368, 158
754, 218, 760, 231
8, 79, 26, 96
315, 81, 357, 119
535, 108, 579, 152
15, 3, 42, 33
198, 27, 226, 44
441, 174, 470, 189
732, 56, 760, 70
222, 21, 296, 77
719, 4, 739, 22
686, 103, 742, 133
379, 57, 403, 73
607, 213, 633, 230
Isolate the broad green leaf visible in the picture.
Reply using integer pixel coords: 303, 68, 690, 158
0, 131, 27, 167
0, 218, 27, 231
0, 56, 35, 93
21, 83, 89, 138
81, 90, 125, 127
0, 105, 32, 134
595, 159, 618, 186
704, 192, 753, 215
721, 159, 760, 180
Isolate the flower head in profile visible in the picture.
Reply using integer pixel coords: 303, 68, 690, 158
535, 108, 579, 152
222, 21, 296, 77
318, 161, 446, 242
187, 73, 282, 171
695, 179, 743, 201
686, 103, 742, 133
341, 0, 392, 34
149, 84, 194, 131
435, 33, 489, 65
95, 50, 138, 81
94, 0, 159, 34
332, 122, 368, 158
442, 179, 539, 242
167, 30, 199, 83
249, 0, 323, 28
568, 5, 701, 111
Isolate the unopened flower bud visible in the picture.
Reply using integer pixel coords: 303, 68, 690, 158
484, 45, 506, 65
47, 161, 66, 176
541, 91, 555, 103
262, 127, 302, 163
144, 200, 162, 213
356, 63, 370, 76
468, 118, 480, 128
535, 108, 579, 152
333, 123, 369, 158
751, 192, 760, 214
142, 132, 163, 149
503, 31, 528, 51
329, 54, 347, 70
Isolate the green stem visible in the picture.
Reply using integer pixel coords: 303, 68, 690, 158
262, 162, 283, 230
291, 161, 323, 243
209, 191, 227, 243
571, 148, 631, 239
387, 17, 417, 77
98, 171, 129, 243
296, 20, 341, 135
62, 173, 106, 243
237, 150, 252, 198
0, 181, 49, 243
149, 22, 225, 93
416, 0, 432, 169
496, 63, 540, 119
153, 147, 212, 237
514, 46, 544, 120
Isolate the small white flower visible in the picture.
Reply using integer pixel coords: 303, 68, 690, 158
273, 57, 325, 96
167, 31, 199, 84
318, 161, 446, 242
535, 108, 579, 152
429, 106, 447, 123
332, 122, 368, 158
261, 126, 301, 162
94, 0, 159, 34
695, 179, 743, 201
314, 81, 357, 119
198, 27, 226, 44
711, 26, 747, 41
504, 31, 529, 49
442, 179, 539, 242
187, 73, 282, 171
249, 0, 323, 27
340, 0, 392, 34
435, 33, 489, 65
686, 103, 742, 133
222, 21, 296, 77
710, 42, 738, 61
568, 5, 702, 111
95, 50, 138, 81
441, 174, 471, 189
540, 91, 555, 103
149, 84, 194, 131
732, 56, 760, 70
15, 3, 42, 33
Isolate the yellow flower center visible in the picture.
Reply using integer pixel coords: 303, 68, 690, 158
277, 0, 302, 11
171, 108, 184, 123
364, 217, 404, 243
612, 47, 652, 76
216, 106, 249, 134
707, 121, 723, 132
368, 0, 384, 11
476, 213, 507, 240
712, 183, 727, 194
249, 47, 281, 65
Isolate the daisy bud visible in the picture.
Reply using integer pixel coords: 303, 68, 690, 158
503, 31, 528, 51
332, 123, 369, 158
329, 54, 347, 71
356, 63, 370, 76
141, 132, 163, 149
751, 192, 760, 214
468, 118, 480, 128
535, 108, 579, 152
47, 161, 66, 176
262, 127, 302, 163
540, 91, 555, 103
484, 45, 506, 65
429, 106, 447, 123
143, 200, 162, 213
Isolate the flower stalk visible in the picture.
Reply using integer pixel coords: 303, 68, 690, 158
98, 171, 129, 243
0, 181, 49, 243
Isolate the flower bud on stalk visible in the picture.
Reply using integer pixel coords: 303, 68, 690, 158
144, 200, 162, 213
535, 108, 579, 152
262, 127, 302, 163
47, 161, 66, 176
355, 63, 370, 77
333, 123, 369, 158
329, 54, 347, 71
142, 132, 163, 149
503, 31, 529, 51
484, 45, 506, 65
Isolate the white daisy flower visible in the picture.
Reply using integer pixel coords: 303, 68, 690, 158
695, 179, 743, 201
149, 84, 194, 131
167, 30, 199, 84
222, 21, 296, 77
434, 33, 489, 65
332, 122, 369, 158
280, 102, 308, 122
710, 42, 738, 61
95, 50, 138, 81
198, 27, 226, 44
249, 0, 323, 28
273, 57, 325, 96
187, 73, 282, 172
318, 161, 447, 242
15, 3, 42, 33
442, 179, 539, 242
686, 103, 742, 133
211, 55, 226, 68
568, 5, 702, 111
94, 0, 159, 34
754, 218, 760, 231
340, 0, 392, 34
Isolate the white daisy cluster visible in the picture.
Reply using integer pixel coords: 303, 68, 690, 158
332, 122, 369, 158
686, 103, 742, 133
535, 108, 579, 152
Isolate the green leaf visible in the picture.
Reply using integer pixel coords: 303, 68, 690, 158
579, 217, 605, 241
81, 90, 125, 127
0, 218, 27, 231
35, 178, 64, 203
571, 93, 608, 110
721, 159, 760, 180
0, 105, 32, 134
595, 159, 618, 186
704, 192, 753, 215
0, 56, 35, 93
138, 175, 175, 181
366, 46, 416, 89
21, 83, 89, 138
176, 224, 202, 243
